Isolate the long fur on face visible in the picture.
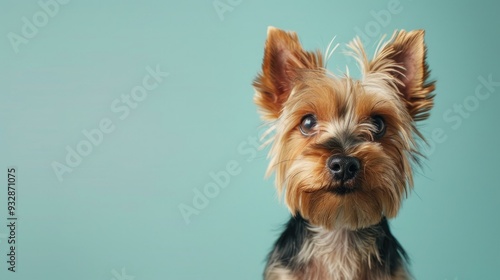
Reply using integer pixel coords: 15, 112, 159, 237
253, 27, 435, 230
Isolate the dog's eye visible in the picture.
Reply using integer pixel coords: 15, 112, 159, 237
299, 114, 318, 136
370, 115, 386, 139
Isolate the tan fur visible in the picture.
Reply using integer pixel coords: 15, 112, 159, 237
264, 264, 298, 280
254, 27, 434, 279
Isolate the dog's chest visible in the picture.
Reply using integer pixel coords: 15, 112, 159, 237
295, 228, 388, 280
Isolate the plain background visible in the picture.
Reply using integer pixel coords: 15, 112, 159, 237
1, 0, 499, 279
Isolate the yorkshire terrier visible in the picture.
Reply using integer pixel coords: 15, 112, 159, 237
253, 27, 435, 280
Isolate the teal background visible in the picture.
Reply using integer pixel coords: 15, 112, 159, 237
0, 0, 499, 279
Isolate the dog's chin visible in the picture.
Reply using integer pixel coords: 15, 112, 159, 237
297, 181, 390, 230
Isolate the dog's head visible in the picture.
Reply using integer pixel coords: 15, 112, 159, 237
253, 27, 435, 229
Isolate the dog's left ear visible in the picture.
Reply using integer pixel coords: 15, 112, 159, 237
253, 27, 323, 121
370, 30, 435, 121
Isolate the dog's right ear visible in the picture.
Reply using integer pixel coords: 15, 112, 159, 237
253, 27, 323, 121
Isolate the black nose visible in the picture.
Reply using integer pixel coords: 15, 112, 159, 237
328, 156, 360, 181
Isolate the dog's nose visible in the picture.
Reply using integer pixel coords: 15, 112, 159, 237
328, 156, 360, 181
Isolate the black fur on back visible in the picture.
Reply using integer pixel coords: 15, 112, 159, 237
266, 214, 310, 269
376, 217, 410, 275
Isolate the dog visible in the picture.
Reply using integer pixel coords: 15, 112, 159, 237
253, 27, 435, 279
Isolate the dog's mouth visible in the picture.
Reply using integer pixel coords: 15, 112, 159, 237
326, 181, 358, 195
302, 180, 359, 195
329, 185, 357, 195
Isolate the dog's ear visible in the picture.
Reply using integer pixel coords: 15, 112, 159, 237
253, 27, 323, 120
370, 30, 435, 121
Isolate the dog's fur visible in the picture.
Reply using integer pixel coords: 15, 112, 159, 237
253, 27, 435, 279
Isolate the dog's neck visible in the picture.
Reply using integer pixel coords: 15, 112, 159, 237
298, 222, 386, 279
266, 214, 409, 280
